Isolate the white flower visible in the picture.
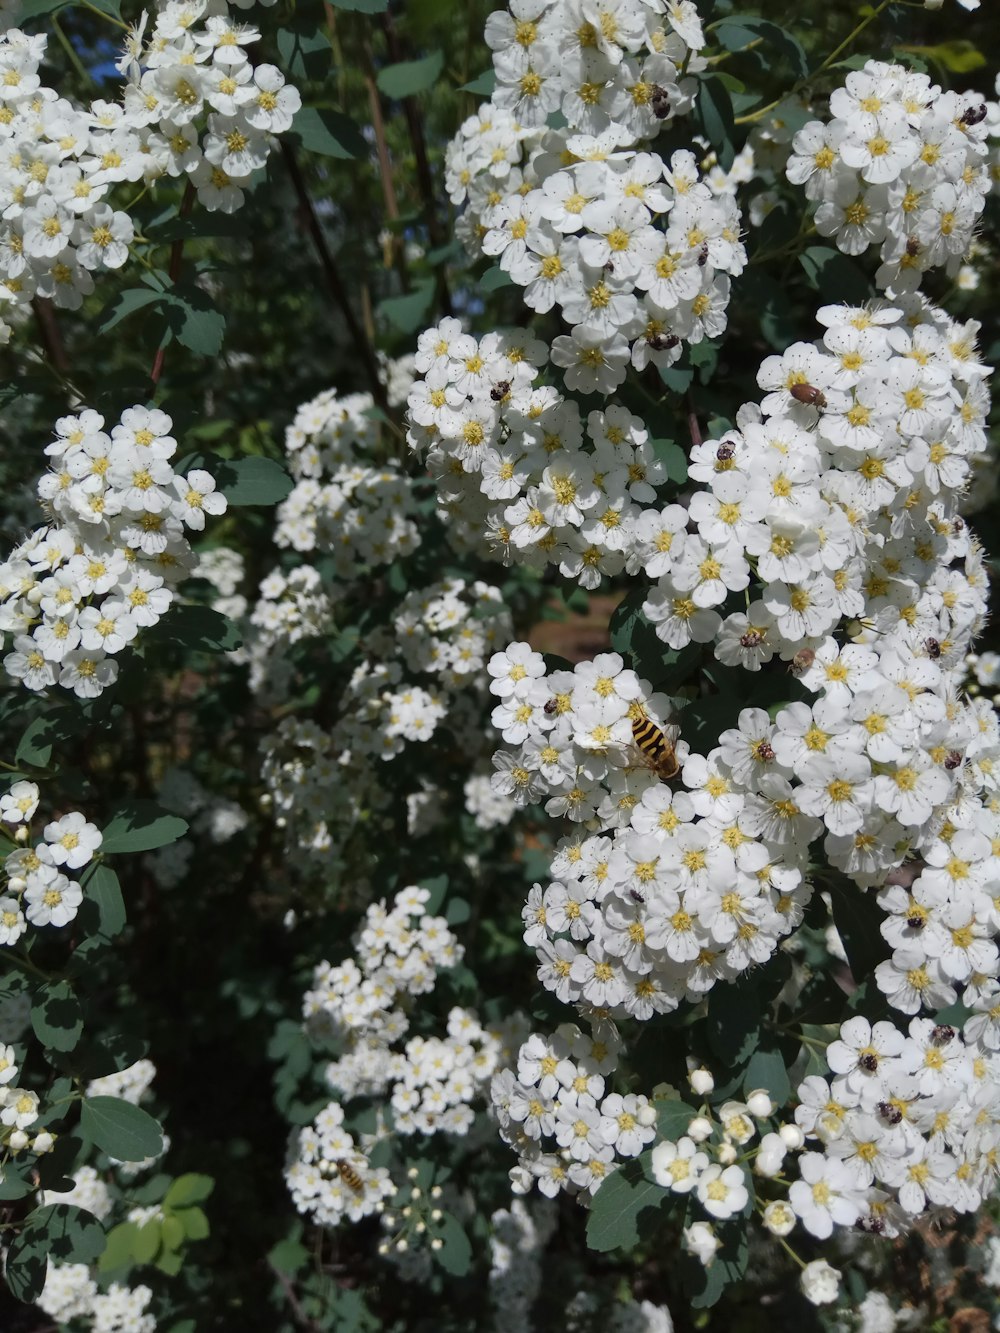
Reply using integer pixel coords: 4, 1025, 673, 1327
800, 1259, 841, 1306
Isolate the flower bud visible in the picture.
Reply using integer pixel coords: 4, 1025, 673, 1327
8, 1129, 28, 1151
779, 1122, 805, 1150
688, 1067, 714, 1096
754, 1132, 786, 1177
686, 1115, 713, 1142
746, 1089, 773, 1119
717, 1141, 738, 1166
801, 1259, 841, 1306
683, 1221, 719, 1267
637, 1104, 657, 1128
762, 1201, 796, 1237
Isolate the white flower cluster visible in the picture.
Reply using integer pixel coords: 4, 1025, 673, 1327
285, 1100, 396, 1229
786, 59, 993, 293
194, 544, 246, 620
87, 1058, 157, 1107
0, 5, 298, 317
0, 405, 227, 698
36, 1264, 155, 1333
488, 1197, 557, 1331
43, 1164, 113, 1220
490, 141, 744, 387
0, 780, 100, 946
786, 1014, 1000, 1235
493, 1019, 663, 1197
260, 577, 512, 875
489, 646, 813, 1014
484, 0, 705, 132
273, 387, 419, 573
288, 887, 505, 1228
406, 325, 671, 575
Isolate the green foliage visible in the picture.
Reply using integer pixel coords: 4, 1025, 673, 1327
101, 802, 189, 855
81, 1098, 164, 1162
376, 51, 445, 98
587, 1157, 668, 1253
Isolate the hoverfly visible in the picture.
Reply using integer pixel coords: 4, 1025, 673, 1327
630, 713, 681, 782
334, 1159, 365, 1194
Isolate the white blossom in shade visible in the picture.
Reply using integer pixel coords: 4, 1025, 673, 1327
800, 1259, 841, 1306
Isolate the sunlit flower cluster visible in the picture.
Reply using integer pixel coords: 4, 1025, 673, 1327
483, 0, 705, 133
786, 59, 993, 293
0, 6, 298, 318
493, 1018, 659, 1196
0, 405, 227, 698
406, 324, 671, 578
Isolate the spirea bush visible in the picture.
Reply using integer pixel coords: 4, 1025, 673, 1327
0, 0, 999, 1330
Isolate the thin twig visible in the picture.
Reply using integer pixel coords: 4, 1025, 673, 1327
361, 36, 410, 290
267, 1258, 325, 1333
150, 181, 196, 387
686, 390, 703, 451
379, 11, 453, 316
280, 138, 391, 415
31, 297, 71, 377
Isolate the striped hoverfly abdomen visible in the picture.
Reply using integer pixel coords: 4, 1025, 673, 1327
631, 714, 681, 782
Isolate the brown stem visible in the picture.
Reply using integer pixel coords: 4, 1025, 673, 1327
280, 138, 391, 415
379, 10, 453, 316
361, 37, 410, 290
32, 297, 70, 376
150, 181, 196, 387
267, 1258, 325, 1333
686, 390, 702, 451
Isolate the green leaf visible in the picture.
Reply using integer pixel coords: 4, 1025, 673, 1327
165, 287, 226, 357
15, 715, 56, 768
31, 1204, 107, 1264
650, 437, 687, 484
799, 245, 870, 306
377, 50, 444, 99
420, 874, 449, 914
743, 1048, 790, 1107
712, 18, 808, 79
276, 23, 332, 82
694, 75, 736, 172
289, 106, 367, 160
81, 1097, 164, 1162
99, 1221, 140, 1272
586, 1161, 665, 1252
31, 981, 84, 1053
4, 1228, 48, 1303
433, 1212, 472, 1276
655, 1099, 698, 1141
685, 1218, 749, 1308
101, 802, 188, 855
161, 1214, 186, 1251
146, 603, 242, 653
215, 456, 294, 507
329, 0, 388, 10
460, 70, 496, 95
99, 287, 163, 335
175, 1205, 210, 1241
132, 1218, 162, 1263
902, 39, 985, 74
268, 1237, 309, 1275
164, 1174, 215, 1208
445, 897, 470, 926
377, 279, 436, 334
156, 1249, 184, 1276
81, 864, 127, 939
830, 879, 887, 984
480, 264, 513, 292
707, 977, 760, 1067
